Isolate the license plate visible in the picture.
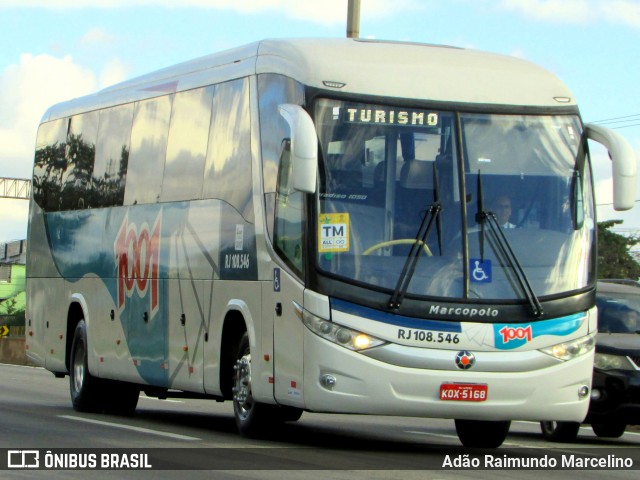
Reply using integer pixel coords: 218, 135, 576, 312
440, 383, 488, 402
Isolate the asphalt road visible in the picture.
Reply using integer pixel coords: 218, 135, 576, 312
1, 363, 638, 479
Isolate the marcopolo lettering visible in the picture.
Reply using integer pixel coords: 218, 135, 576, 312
429, 304, 499, 318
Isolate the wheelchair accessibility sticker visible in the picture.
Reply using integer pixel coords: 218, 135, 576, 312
470, 259, 491, 283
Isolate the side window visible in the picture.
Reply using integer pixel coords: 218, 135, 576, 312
257, 73, 305, 240
33, 119, 68, 211
94, 104, 133, 208
258, 74, 305, 196
162, 86, 214, 202
61, 111, 99, 210
274, 141, 304, 276
124, 95, 172, 205
203, 78, 252, 219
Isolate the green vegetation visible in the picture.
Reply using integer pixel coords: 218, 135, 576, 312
597, 220, 640, 280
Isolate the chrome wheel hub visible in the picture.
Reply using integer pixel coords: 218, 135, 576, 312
232, 354, 252, 417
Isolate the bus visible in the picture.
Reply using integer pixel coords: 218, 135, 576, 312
26, 38, 637, 448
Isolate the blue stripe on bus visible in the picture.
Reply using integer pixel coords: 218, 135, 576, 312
330, 298, 462, 332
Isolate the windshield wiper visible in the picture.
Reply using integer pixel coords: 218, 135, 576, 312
388, 164, 442, 310
388, 202, 441, 310
475, 172, 544, 318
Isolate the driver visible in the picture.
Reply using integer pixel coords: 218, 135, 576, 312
491, 195, 516, 229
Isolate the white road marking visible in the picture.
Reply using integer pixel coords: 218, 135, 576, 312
405, 430, 457, 440
59, 415, 201, 441
139, 395, 184, 404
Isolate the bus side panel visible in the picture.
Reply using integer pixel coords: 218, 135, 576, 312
25, 277, 60, 368
90, 276, 142, 384
42, 279, 68, 373
164, 201, 223, 393
166, 278, 205, 393
26, 201, 59, 368
272, 268, 305, 408
258, 281, 275, 400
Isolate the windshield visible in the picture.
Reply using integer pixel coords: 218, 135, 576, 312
314, 99, 595, 302
597, 290, 640, 333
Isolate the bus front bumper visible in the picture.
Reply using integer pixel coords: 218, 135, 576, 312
301, 329, 593, 422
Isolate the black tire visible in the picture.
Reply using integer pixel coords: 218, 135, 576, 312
232, 332, 280, 437
103, 380, 140, 416
69, 320, 105, 413
455, 419, 510, 448
592, 422, 626, 438
540, 421, 580, 442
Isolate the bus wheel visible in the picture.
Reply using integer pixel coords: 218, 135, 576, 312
592, 422, 626, 438
540, 421, 580, 442
69, 320, 105, 413
232, 332, 275, 437
454, 419, 510, 448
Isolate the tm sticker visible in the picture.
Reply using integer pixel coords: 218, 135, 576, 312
318, 213, 350, 252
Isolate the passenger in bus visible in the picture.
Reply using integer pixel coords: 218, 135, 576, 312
491, 195, 516, 229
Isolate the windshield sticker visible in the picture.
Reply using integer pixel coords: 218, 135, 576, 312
318, 213, 350, 252
342, 106, 439, 127
470, 258, 492, 283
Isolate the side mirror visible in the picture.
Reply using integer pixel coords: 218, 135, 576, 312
278, 104, 318, 194
585, 123, 637, 211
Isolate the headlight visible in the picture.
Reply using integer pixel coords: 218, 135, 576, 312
539, 333, 595, 361
301, 309, 386, 351
594, 353, 636, 371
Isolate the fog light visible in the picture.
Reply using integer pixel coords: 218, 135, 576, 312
578, 385, 590, 398
591, 388, 601, 401
320, 374, 337, 389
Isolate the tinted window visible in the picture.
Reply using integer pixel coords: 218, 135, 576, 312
93, 104, 133, 208
203, 78, 252, 219
125, 95, 172, 205
60, 111, 99, 210
257, 74, 305, 241
33, 118, 68, 211
274, 141, 304, 276
162, 86, 214, 202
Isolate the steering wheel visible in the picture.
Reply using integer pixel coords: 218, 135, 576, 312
363, 239, 433, 256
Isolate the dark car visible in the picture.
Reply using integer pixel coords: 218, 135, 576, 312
540, 280, 640, 441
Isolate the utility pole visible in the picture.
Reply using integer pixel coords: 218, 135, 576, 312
347, 0, 361, 38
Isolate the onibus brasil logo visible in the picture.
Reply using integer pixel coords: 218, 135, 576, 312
115, 212, 162, 318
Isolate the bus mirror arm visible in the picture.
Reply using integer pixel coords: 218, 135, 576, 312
585, 123, 637, 211
278, 104, 318, 194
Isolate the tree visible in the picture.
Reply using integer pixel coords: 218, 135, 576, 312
597, 220, 640, 280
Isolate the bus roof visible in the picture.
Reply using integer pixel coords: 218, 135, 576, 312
41, 38, 577, 122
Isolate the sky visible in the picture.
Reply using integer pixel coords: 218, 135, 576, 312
1, 0, 639, 242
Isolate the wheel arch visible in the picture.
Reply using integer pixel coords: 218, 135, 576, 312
219, 304, 252, 400
65, 294, 90, 373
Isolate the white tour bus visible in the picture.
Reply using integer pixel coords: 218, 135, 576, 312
26, 38, 637, 448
